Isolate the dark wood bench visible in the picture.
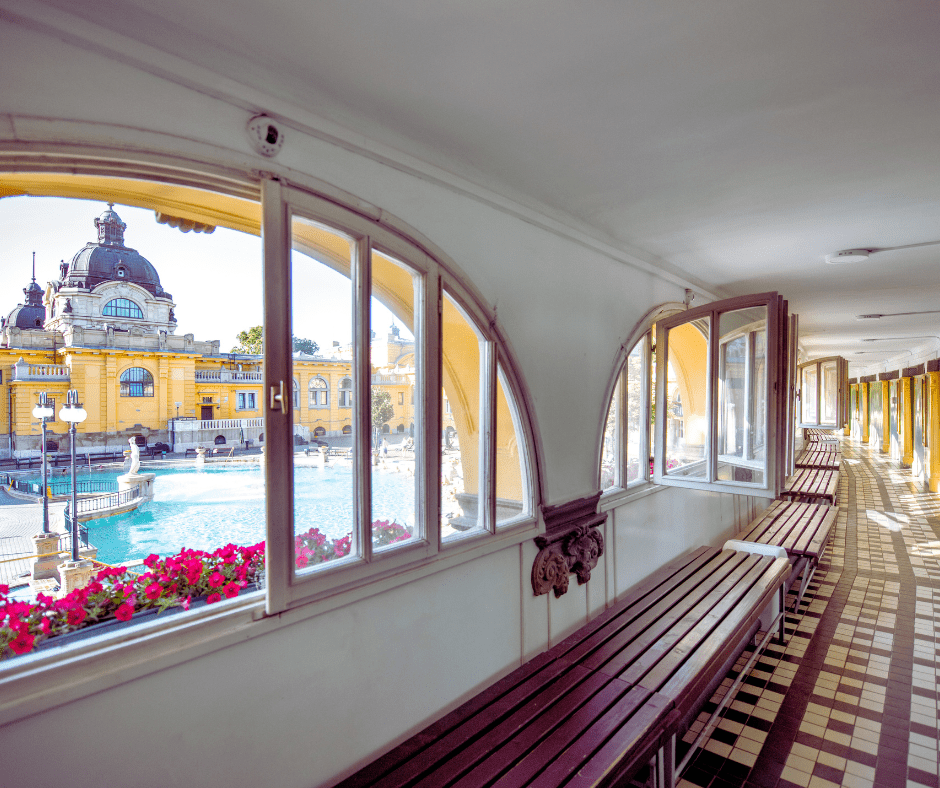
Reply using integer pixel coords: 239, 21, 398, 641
780, 467, 840, 505
795, 449, 842, 470
337, 546, 790, 788
733, 499, 838, 611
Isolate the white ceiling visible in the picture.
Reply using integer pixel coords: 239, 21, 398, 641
31, 0, 940, 372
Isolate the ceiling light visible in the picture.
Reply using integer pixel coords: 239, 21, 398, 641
826, 249, 870, 264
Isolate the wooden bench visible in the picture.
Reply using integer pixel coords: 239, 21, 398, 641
338, 546, 790, 788
733, 499, 838, 612
780, 466, 839, 506
795, 449, 842, 470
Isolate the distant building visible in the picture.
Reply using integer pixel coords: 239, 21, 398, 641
0, 205, 418, 456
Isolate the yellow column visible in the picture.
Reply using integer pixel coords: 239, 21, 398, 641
861, 383, 869, 444
881, 381, 891, 454
901, 377, 914, 468
928, 371, 939, 493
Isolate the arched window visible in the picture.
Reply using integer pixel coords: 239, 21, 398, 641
309, 376, 329, 407
103, 298, 143, 319
342, 424, 352, 435
313, 426, 326, 437
293, 378, 300, 409
339, 377, 352, 408
120, 367, 154, 397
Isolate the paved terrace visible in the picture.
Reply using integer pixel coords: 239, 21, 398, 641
0, 488, 67, 587
683, 438, 940, 788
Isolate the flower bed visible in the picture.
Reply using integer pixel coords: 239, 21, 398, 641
1, 520, 412, 659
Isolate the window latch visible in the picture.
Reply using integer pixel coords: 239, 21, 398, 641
270, 381, 289, 415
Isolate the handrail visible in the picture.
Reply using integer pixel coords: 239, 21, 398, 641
76, 485, 141, 514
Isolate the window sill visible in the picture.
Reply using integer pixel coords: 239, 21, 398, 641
0, 514, 539, 727
598, 481, 665, 512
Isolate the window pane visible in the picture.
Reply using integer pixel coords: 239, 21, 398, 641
290, 215, 356, 573
600, 378, 620, 490
370, 250, 419, 552
802, 365, 818, 424
717, 306, 767, 485
664, 319, 709, 478
442, 291, 483, 538
626, 340, 645, 485
496, 365, 529, 525
821, 360, 837, 424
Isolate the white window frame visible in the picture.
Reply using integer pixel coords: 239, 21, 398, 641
309, 376, 329, 408
797, 356, 848, 429
0, 156, 539, 721
653, 292, 790, 498
236, 391, 257, 411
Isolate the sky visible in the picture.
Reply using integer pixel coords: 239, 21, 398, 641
0, 195, 410, 354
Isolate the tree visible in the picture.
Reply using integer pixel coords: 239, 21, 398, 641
371, 389, 394, 450
232, 326, 262, 355
292, 336, 319, 355
231, 326, 319, 356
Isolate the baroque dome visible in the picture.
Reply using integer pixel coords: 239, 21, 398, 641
3, 263, 45, 330
63, 204, 171, 299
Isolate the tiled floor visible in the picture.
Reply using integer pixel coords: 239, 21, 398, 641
678, 438, 940, 788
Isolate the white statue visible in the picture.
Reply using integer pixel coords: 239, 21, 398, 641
128, 438, 141, 474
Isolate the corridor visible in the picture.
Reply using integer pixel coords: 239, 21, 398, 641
682, 440, 940, 788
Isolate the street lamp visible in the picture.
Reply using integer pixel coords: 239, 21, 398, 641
31, 392, 54, 534
59, 389, 87, 561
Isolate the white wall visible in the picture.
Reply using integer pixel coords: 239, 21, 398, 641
0, 15, 763, 788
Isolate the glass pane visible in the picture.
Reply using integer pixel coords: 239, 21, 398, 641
664, 318, 709, 478
370, 250, 420, 552
3, 193, 267, 624
600, 378, 620, 490
717, 306, 767, 485
442, 291, 484, 539
821, 360, 838, 424
801, 365, 818, 424
496, 365, 529, 525
291, 215, 356, 573
626, 340, 644, 485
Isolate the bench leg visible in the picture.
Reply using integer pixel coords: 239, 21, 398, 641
778, 586, 786, 644
656, 735, 676, 788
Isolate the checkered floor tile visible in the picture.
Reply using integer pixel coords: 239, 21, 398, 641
675, 439, 940, 788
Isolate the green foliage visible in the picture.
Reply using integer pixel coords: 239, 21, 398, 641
231, 325, 262, 355
231, 326, 319, 356
371, 388, 394, 428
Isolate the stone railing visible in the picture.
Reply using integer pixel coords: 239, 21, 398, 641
11, 358, 70, 382
371, 373, 412, 385
194, 370, 263, 383
172, 417, 264, 432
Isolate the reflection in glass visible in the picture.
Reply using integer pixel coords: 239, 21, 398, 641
717, 306, 767, 485
626, 341, 644, 485
442, 291, 483, 538
601, 379, 619, 490
496, 366, 529, 525
802, 366, 818, 424
665, 319, 709, 478
821, 361, 838, 424
370, 250, 419, 553
290, 215, 356, 573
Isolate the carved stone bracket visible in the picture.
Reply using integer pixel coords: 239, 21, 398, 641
531, 492, 607, 597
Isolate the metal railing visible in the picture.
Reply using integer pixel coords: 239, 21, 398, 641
76, 485, 141, 515
7, 478, 118, 496
61, 510, 89, 551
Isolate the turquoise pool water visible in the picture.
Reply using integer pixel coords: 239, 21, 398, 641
82, 463, 415, 565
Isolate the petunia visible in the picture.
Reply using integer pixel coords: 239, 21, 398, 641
66, 607, 86, 626
9, 631, 35, 655
206, 593, 222, 605
114, 602, 134, 621
223, 582, 240, 599
208, 571, 225, 588
144, 583, 162, 601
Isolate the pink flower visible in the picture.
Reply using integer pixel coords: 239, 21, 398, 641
9, 631, 35, 655
181, 596, 191, 611
66, 607, 86, 626
295, 553, 308, 568
114, 602, 134, 622
143, 554, 159, 568
223, 582, 240, 599
144, 583, 162, 601
208, 571, 225, 588
206, 593, 222, 605
40, 617, 51, 635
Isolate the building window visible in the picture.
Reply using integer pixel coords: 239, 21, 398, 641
601, 333, 652, 492
398, 392, 404, 405
339, 377, 352, 408
120, 367, 154, 397
237, 391, 257, 411
293, 378, 300, 409
309, 376, 329, 407
103, 298, 142, 318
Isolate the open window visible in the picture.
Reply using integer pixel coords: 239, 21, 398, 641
653, 293, 791, 497
797, 356, 848, 430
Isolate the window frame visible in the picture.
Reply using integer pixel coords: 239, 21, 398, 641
103, 297, 144, 319
119, 366, 155, 397
797, 356, 848, 429
308, 376, 329, 408
236, 391, 257, 411
652, 292, 789, 498
0, 157, 539, 714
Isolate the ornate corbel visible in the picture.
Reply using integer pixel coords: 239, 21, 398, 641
531, 493, 606, 597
